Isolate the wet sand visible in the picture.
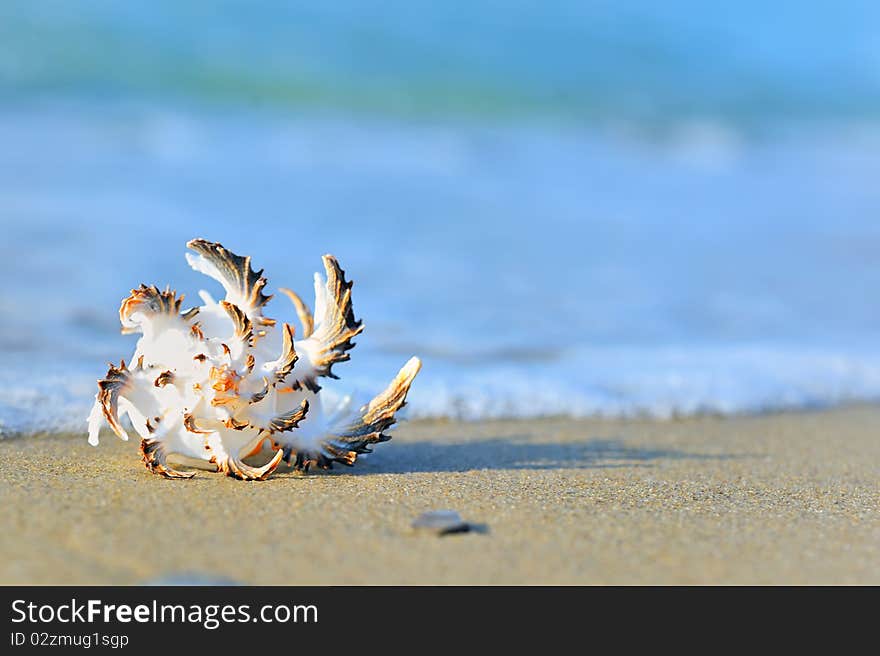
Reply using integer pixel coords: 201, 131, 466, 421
1, 406, 878, 585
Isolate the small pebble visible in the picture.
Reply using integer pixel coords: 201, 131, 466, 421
411, 510, 473, 535
144, 572, 240, 586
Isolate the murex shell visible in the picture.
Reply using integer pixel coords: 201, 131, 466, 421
87, 238, 422, 480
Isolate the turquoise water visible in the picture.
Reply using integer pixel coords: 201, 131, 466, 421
3, 2, 880, 124
1, 3, 880, 432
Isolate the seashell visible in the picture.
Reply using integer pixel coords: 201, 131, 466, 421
87, 238, 422, 480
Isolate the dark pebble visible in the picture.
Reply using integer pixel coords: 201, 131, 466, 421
411, 510, 473, 535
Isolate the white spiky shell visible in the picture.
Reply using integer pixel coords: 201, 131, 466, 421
87, 239, 421, 480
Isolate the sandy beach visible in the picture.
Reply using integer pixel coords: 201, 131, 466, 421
1, 406, 878, 585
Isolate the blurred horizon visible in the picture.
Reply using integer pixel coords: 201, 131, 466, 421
3, 1, 880, 130
2, 2, 880, 434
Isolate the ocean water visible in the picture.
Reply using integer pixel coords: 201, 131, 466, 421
1, 3, 880, 433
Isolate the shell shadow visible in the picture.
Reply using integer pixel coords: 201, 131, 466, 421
337, 435, 744, 475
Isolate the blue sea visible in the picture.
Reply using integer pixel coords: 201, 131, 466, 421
2, 2, 880, 434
